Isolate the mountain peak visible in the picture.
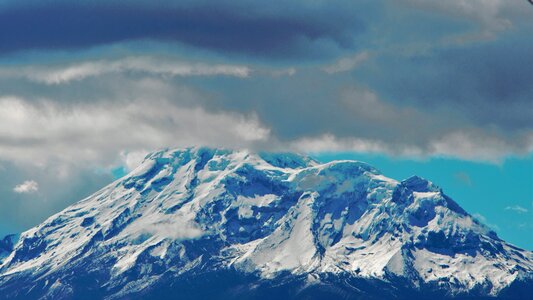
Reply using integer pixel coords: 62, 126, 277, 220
138, 146, 319, 172
402, 175, 438, 192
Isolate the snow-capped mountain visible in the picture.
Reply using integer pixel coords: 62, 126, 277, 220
0, 147, 531, 299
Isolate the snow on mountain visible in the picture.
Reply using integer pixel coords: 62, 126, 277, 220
0, 147, 531, 299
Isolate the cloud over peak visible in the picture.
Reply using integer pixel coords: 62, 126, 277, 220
0, 95, 271, 167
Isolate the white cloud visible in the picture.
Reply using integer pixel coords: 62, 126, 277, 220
13, 180, 39, 194
142, 218, 204, 240
0, 95, 271, 168
122, 211, 204, 241
0, 56, 251, 85
120, 150, 150, 171
505, 205, 529, 214
234, 114, 271, 142
289, 129, 533, 163
291, 134, 389, 154
322, 51, 369, 74
428, 131, 533, 163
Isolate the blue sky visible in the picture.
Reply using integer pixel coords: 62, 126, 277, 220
0, 0, 531, 249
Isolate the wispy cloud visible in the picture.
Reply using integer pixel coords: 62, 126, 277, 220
472, 213, 500, 232
120, 150, 150, 172
454, 172, 473, 186
322, 51, 369, 74
291, 134, 391, 155
505, 205, 529, 214
0, 56, 251, 85
13, 180, 39, 194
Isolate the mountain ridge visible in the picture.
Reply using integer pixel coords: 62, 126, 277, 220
0, 147, 531, 299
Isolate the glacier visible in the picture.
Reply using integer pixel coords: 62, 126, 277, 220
0, 147, 531, 299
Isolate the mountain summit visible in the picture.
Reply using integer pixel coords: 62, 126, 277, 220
0, 147, 531, 299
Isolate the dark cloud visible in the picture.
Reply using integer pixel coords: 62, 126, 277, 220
186, 70, 531, 160
355, 29, 533, 134
0, 1, 364, 59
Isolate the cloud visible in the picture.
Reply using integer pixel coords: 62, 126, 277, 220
269, 67, 297, 77
428, 131, 533, 162
0, 2, 529, 165
454, 172, 473, 187
357, 28, 533, 144
138, 216, 204, 240
0, 1, 530, 167
0, 0, 527, 61
291, 134, 387, 154
472, 213, 500, 232
505, 205, 529, 214
120, 150, 150, 172
401, 0, 520, 41
0, 1, 364, 58
322, 51, 369, 74
0, 56, 251, 84
196, 77, 531, 161
289, 131, 532, 162
1, 55, 531, 165
13, 180, 38, 193
0, 94, 270, 167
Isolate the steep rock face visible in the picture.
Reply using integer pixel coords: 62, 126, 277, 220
0, 147, 531, 299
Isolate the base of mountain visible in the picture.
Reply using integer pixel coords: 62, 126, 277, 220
1, 269, 531, 300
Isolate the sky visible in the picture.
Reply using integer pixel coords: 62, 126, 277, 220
0, 0, 531, 249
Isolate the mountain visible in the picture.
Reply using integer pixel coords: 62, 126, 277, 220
0, 147, 531, 299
